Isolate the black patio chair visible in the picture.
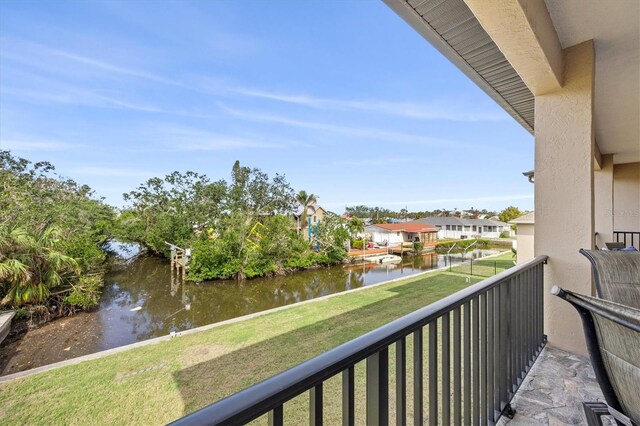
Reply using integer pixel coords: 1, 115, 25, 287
553, 287, 640, 426
579, 249, 640, 308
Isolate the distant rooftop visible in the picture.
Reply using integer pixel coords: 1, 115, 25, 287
510, 211, 535, 225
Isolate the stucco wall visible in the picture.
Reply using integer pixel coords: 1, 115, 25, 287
534, 41, 595, 356
613, 162, 640, 236
515, 223, 535, 264
369, 230, 404, 244
594, 154, 614, 247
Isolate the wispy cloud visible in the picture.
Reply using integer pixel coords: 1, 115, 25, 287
334, 157, 415, 167
0, 138, 82, 151
1, 39, 181, 86
67, 166, 160, 178
151, 125, 293, 151
2, 86, 221, 119
176, 137, 285, 151
323, 194, 534, 208
233, 88, 508, 122
219, 104, 468, 148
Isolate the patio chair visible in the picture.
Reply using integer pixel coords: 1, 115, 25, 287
605, 242, 626, 250
579, 249, 640, 308
553, 287, 640, 426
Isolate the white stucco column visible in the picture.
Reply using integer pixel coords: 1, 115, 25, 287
595, 154, 614, 247
534, 41, 595, 356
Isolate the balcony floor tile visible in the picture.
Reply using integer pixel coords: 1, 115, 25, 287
498, 346, 615, 426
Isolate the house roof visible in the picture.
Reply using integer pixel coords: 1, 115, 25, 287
367, 223, 439, 233
414, 217, 510, 227
510, 212, 535, 225
294, 204, 325, 217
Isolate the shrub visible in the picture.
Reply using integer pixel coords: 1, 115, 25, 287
351, 239, 365, 250
64, 275, 104, 309
435, 238, 490, 253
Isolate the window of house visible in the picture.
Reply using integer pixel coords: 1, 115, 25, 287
396, 232, 400, 236
313, 215, 317, 223
457, 225, 462, 231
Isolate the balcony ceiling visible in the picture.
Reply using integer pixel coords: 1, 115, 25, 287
546, 0, 640, 164
384, 0, 639, 164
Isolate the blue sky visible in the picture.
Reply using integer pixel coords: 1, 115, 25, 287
0, 0, 534, 212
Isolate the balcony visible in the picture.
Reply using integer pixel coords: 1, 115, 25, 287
499, 347, 610, 425
171, 257, 586, 425
160, 256, 551, 425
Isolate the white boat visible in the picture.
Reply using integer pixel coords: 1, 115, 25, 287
364, 254, 402, 264
0, 310, 15, 346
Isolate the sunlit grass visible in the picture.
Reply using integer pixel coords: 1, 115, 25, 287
0, 254, 513, 425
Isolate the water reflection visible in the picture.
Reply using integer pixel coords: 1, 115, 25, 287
96, 249, 499, 348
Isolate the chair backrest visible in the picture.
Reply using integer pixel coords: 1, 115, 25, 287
579, 249, 640, 309
605, 242, 625, 250
555, 288, 640, 424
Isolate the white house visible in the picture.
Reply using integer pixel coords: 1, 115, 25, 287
364, 222, 439, 245
413, 217, 513, 239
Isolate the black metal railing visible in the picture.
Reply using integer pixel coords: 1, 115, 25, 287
613, 231, 640, 249
171, 256, 548, 426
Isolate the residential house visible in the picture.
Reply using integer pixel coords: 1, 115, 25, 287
294, 204, 327, 241
511, 211, 535, 264
413, 216, 513, 239
364, 222, 438, 245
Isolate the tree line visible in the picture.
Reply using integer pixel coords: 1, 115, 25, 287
0, 151, 114, 317
1, 150, 524, 317
118, 160, 353, 281
0, 153, 355, 316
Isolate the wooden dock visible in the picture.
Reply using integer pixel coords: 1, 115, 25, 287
389, 242, 415, 255
166, 242, 190, 279
347, 247, 389, 258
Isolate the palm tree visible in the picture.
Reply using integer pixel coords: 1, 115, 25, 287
0, 226, 79, 306
295, 190, 317, 233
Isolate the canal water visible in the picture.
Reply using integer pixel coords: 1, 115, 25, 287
0, 248, 499, 375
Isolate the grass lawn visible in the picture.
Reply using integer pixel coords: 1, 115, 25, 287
0, 253, 513, 425
450, 252, 516, 277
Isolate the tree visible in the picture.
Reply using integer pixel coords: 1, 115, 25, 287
0, 226, 79, 306
312, 215, 349, 262
295, 190, 317, 232
347, 217, 365, 237
120, 171, 225, 255
1, 150, 114, 272
498, 206, 523, 224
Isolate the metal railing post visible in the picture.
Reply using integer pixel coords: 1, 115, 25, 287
366, 349, 389, 426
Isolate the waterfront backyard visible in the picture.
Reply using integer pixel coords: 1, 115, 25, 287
0, 253, 513, 425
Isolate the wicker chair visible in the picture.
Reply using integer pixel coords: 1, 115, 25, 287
579, 249, 640, 308
553, 287, 640, 426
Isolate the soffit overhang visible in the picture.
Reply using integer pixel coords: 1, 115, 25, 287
384, 0, 535, 134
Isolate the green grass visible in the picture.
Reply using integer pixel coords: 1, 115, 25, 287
0, 254, 513, 425
450, 252, 515, 277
